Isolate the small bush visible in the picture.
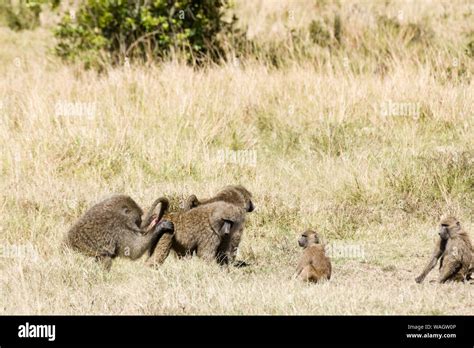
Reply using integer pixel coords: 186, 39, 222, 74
54, 0, 238, 68
309, 19, 330, 47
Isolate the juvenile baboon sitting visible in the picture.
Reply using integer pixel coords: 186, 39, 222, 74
146, 201, 246, 267
183, 185, 254, 265
415, 216, 473, 284
295, 230, 332, 283
65, 195, 173, 270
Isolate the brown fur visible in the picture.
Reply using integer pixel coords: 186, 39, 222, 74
64, 195, 173, 270
183, 185, 254, 213
182, 185, 254, 265
295, 230, 332, 283
146, 201, 246, 267
466, 250, 474, 280
469, 251, 474, 281
140, 197, 169, 231
415, 216, 473, 283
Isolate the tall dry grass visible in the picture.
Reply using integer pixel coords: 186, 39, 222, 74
0, 0, 473, 314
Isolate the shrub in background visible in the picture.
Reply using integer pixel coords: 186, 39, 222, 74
54, 0, 238, 68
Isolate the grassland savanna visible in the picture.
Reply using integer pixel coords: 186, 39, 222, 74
0, 0, 473, 314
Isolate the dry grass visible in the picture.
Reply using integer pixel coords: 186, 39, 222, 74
0, 0, 473, 315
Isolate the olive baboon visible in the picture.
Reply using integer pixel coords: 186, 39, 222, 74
295, 230, 332, 283
415, 216, 473, 284
183, 185, 254, 264
65, 195, 173, 270
146, 201, 246, 267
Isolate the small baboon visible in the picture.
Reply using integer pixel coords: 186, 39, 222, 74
146, 201, 246, 267
65, 195, 173, 270
415, 216, 473, 284
183, 185, 254, 264
183, 185, 255, 213
295, 230, 332, 283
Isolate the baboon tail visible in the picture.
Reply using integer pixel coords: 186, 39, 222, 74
141, 197, 169, 229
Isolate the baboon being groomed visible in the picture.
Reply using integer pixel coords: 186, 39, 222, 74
183, 185, 255, 265
415, 216, 473, 284
146, 201, 246, 267
65, 195, 173, 270
295, 230, 332, 283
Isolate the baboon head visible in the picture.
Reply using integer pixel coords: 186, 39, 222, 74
298, 230, 320, 248
233, 185, 255, 212
105, 195, 143, 227
439, 216, 460, 240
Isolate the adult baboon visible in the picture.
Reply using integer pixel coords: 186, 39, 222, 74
415, 216, 473, 284
183, 185, 254, 264
65, 195, 173, 270
295, 230, 332, 283
146, 201, 246, 267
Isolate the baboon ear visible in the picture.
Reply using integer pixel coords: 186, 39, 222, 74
456, 221, 460, 227
247, 200, 255, 212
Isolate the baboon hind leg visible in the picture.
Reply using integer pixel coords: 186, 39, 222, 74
196, 239, 220, 263
146, 233, 174, 268
438, 261, 462, 283
299, 265, 317, 283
